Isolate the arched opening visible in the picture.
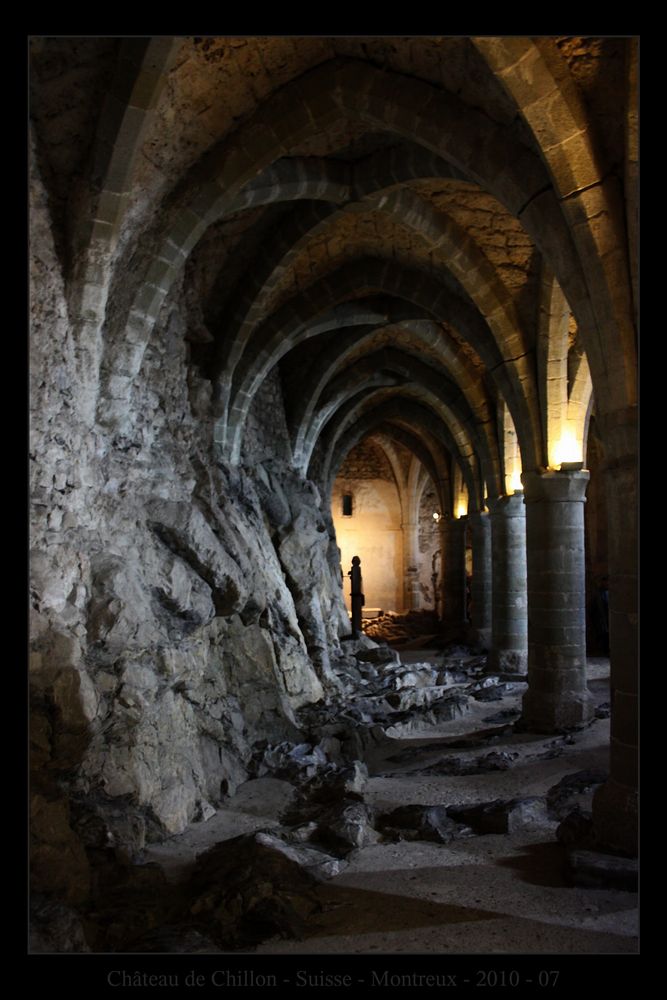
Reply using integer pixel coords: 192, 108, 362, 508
29, 35, 638, 961
332, 436, 404, 616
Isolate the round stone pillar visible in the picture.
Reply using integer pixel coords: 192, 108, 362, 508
521, 468, 593, 731
468, 511, 492, 649
487, 494, 527, 673
440, 516, 467, 631
591, 409, 638, 855
401, 521, 421, 611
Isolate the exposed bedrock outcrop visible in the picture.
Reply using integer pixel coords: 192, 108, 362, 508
29, 157, 351, 867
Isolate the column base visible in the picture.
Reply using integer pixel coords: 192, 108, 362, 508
591, 778, 638, 857
463, 624, 491, 653
520, 688, 594, 733
486, 648, 527, 674
438, 623, 467, 649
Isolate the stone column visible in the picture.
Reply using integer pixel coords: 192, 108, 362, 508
440, 516, 467, 632
591, 409, 638, 855
401, 521, 421, 611
520, 468, 592, 731
468, 511, 492, 649
487, 494, 527, 673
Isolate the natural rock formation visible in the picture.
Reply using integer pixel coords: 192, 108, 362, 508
29, 35, 638, 954
186, 833, 322, 948
446, 797, 550, 835
30, 147, 352, 863
377, 804, 473, 844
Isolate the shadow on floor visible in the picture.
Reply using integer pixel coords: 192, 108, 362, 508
307, 883, 498, 939
495, 841, 568, 888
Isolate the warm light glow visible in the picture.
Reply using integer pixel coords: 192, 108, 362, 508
432, 511, 441, 522
509, 468, 523, 494
454, 483, 469, 519
550, 430, 582, 469
332, 477, 404, 613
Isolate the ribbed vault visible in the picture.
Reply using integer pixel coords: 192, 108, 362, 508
30, 33, 636, 648
43, 39, 631, 501
29, 36, 639, 874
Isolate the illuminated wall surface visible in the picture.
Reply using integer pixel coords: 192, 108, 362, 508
332, 479, 403, 612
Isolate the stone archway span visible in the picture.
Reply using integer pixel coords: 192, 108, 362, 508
94, 56, 612, 451
356, 423, 451, 520
205, 170, 528, 400
298, 348, 497, 497
285, 310, 502, 496
325, 409, 457, 518
320, 390, 480, 507
226, 257, 538, 469
472, 37, 636, 419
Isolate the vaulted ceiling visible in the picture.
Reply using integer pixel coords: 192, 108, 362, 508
29, 36, 637, 512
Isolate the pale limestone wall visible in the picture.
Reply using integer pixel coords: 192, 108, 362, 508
332, 478, 403, 613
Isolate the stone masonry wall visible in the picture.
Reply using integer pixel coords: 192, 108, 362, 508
418, 485, 441, 608
336, 439, 395, 481
242, 367, 294, 466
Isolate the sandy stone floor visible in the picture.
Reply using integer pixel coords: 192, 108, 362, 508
145, 655, 638, 955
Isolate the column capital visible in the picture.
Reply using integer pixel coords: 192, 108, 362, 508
521, 468, 590, 503
486, 493, 525, 517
